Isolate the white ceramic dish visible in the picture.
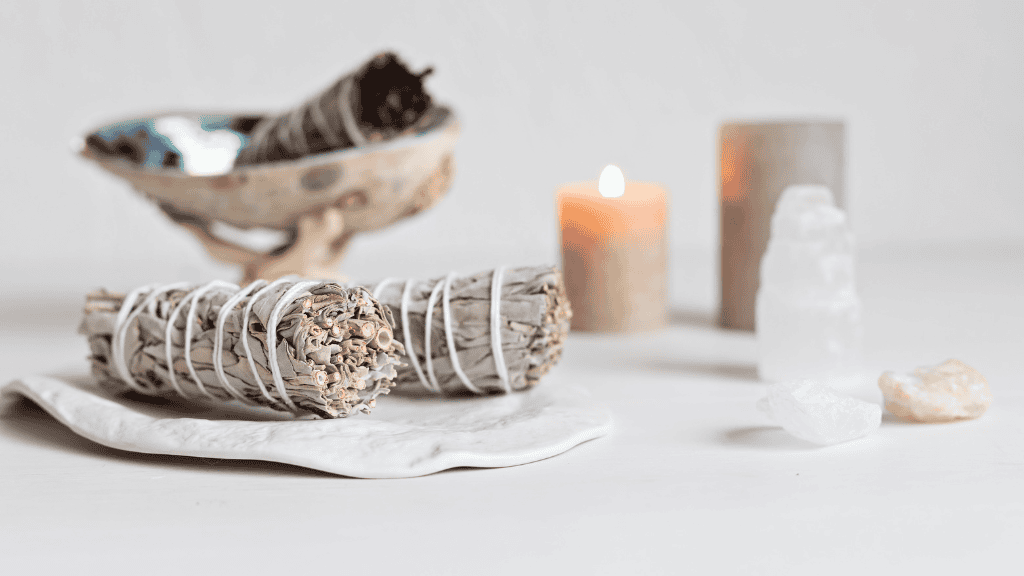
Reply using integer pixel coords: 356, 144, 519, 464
1, 373, 612, 478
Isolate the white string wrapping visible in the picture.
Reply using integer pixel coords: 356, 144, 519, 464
265, 280, 320, 412
110, 269, 512, 404
241, 278, 291, 407
251, 76, 365, 162
212, 279, 265, 403
490, 267, 511, 393
283, 105, 311, 157
163, 283, 218, 399
109, 282, 159, 393
376, 268, 509, 395
423, 278, 446, 392
110, 277, 320, 410
372, 277, 396, 299
182, 280, 239, 399
337, 77, 369, 146
309, 98, 342, 148
161, 288, 194, 398
111, 282, 188, 394
442, 272, 483, 394
397, 278, 434, 393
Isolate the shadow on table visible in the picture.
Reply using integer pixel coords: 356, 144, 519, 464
717, 425, 819, 450
0, 395, 340, 478
667, 306, 718, 329
646, 357, 759, 382
879, 411, 978, 427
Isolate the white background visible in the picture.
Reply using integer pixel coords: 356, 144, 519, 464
2, 5, 1023, 573
1, 0, 1022, 301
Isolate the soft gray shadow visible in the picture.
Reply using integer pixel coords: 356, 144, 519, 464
718, 425, 819, 450
426, 435, 609, 477
667, 307, 718, 328
880, 411, 976, 427
0, 395, 339, 478
881, 412, 919, 426
647, 357, 759, 382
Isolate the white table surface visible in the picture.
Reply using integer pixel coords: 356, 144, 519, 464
2, 246, 1022, 575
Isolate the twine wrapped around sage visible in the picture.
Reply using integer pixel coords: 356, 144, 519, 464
367, 266, 572, 395
235, 51, 434, 165
79, 279, 404, 419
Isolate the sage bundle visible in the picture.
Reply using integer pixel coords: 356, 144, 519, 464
79, 279, 404, 419
235, 51, 435, 165
367, 266, 572, 395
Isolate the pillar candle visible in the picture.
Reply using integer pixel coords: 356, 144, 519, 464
557, 165, 668, 332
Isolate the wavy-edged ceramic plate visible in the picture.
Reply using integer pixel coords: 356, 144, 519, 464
1, 373, 611, 478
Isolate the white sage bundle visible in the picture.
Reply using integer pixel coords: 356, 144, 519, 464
79, 279, 404, 419
367, 266, 571, 395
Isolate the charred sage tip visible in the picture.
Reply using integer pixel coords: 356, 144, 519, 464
234, 51, 434, 166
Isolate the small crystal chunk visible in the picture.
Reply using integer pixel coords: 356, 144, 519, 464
758, 379, 881, 445
878, 359, 992, 422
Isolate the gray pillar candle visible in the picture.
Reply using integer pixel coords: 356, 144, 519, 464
718, 120, 845, 331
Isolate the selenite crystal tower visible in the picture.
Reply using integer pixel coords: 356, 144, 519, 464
756, 185, 862, 381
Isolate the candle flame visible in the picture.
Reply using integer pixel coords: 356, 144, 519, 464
599, 165, 625, 198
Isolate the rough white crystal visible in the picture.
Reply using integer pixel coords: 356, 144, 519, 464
758, 379, 881, 445
878, 359, 992, 422
757, 185, 862, 382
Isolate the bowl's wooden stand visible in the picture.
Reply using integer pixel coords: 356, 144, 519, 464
161, 204, 352, 284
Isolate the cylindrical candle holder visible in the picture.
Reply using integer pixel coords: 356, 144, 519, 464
558, 176, 668, 333
719, 120, 845, 331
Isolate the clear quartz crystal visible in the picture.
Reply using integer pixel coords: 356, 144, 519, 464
758, 379, 881, 445
757, 185, 862, 382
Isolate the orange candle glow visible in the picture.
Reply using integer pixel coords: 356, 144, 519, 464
557, 165, 668, 332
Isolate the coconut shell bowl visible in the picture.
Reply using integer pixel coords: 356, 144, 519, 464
77, 106, 459, 283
